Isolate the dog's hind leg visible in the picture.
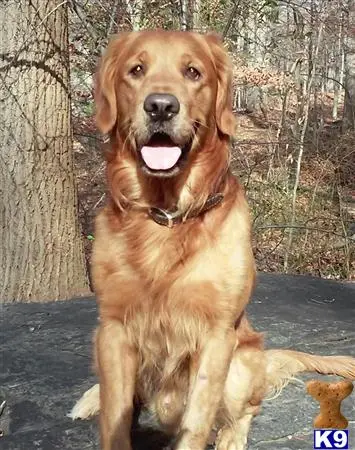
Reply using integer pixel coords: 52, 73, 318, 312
215, 348, 266, 450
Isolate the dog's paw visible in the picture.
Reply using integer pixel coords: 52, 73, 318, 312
215, 427, 247, 450
68, 383, 100, 420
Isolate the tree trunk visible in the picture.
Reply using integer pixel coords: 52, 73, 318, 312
333, 3, 345, 120
193, 0, 202, 31
126, 0, 142, 31
180, 0, 191, 31
284, 21, 324, 272
0, 0, 89, 302
344, 0, 355, 129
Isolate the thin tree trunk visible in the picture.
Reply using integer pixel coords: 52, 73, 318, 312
193, 0, 202, 31
344, 0, 355, 129
270, 86, 289, 182
333, 3, 345, 120
222, 0, 240, 40
242, 7, 249, 56
106, 0, 120, 36
284, 21, 324, 272
126, 0, 142, 31
0, 0, 89, 302
180, 0, 189, 30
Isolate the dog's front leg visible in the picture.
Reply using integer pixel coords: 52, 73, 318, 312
175, 327, 235, 450
97, 321, 137, 450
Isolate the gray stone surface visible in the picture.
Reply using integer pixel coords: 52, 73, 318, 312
0, 273, 354, 449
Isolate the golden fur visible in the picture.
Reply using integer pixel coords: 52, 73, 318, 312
71, 30, 355, 450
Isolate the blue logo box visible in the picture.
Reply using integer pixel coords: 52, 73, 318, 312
314, 430, 349, 449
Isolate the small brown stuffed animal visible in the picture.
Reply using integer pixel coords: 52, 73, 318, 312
307, 379, 353, 429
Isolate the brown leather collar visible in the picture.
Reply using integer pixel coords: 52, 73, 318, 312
148, 193, 224, 228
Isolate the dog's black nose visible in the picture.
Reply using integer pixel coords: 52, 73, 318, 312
143, 93, 180, 121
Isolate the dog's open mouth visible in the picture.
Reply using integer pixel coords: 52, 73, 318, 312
140, 132, 189, 173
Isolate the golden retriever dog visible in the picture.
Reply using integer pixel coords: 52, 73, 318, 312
70, 30, 355, 450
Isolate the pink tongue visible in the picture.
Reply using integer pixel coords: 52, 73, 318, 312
141, 146, 182, 170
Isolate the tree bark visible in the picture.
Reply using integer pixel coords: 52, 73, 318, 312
192, 0, 202, 31
125, 0, 142, 31
333, 3, 345, 120
284, 21, 324, 272
180, 0, 190, 31
344, 0, 355, 129
0, 0, 89, 302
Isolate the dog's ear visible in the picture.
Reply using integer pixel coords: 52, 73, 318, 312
205, 33, 236, 138
95, 33, 130, 135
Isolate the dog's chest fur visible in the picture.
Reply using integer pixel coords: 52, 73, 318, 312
117, 215, 221, 355
93, 201, 252, 392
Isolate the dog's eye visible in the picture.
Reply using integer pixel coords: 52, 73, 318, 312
185, 66, 201, 81
130, 64, 144, 77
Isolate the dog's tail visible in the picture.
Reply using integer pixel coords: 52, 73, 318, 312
265, 349, 355, 397
69, 351, 355, 419
68, 383, 100, 420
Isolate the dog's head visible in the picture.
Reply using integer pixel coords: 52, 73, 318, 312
96, 30, 235, 178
